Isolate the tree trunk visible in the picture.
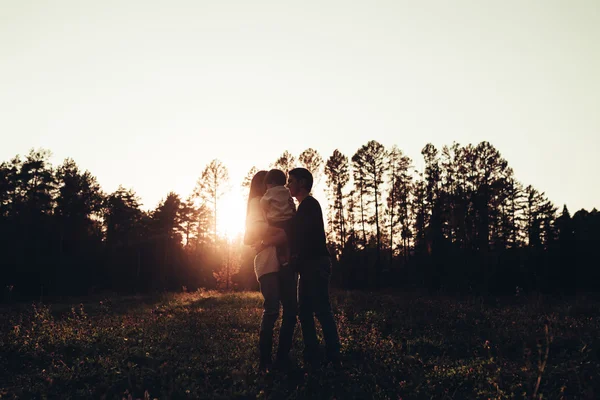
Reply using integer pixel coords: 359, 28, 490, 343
359, 181, 367, 247
389, 177, 395, 270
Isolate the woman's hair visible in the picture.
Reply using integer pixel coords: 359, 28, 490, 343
246, 170, 268, 216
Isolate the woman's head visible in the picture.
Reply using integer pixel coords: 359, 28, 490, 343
247, 170, 268, 210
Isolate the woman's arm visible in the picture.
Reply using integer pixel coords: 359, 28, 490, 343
244, 198, 285, 246
251, 226, 286, 254
244, 199, 268, 245
244, 221, 267, 245
244, 197, 287, 248
244, 224, 268, 246
261, 226, 287, 246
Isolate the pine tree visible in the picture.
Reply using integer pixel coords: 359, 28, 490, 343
352, 140, 389, 284
272, 151, 296, 174
299, 148, 324, 185
386, 146, 411, 262
193, 159, 229, 244
324, 149, 349, 257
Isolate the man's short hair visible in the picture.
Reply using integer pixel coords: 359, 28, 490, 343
264, 169, 287, 186
289, 167, 313, 192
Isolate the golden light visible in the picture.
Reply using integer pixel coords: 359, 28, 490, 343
216, 188, 247, 242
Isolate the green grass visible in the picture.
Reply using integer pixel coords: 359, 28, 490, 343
1, 290, 599, 399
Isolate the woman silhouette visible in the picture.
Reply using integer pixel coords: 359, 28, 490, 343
244, 170, 298, 371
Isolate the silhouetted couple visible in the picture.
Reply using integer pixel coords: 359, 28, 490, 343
244, 167, 340, 372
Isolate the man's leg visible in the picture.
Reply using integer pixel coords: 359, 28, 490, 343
298, 265, 320, 365
275, 265, 298, 365
312, 257, 341, 363
258, 273, 280, 369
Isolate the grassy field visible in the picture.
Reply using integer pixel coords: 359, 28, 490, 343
1, 289, 599, 399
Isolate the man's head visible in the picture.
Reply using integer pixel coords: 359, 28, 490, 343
287, 167, 313, 198
264, 169, 287, 189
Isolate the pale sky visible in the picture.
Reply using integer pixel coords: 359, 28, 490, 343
1, 0, 599, 236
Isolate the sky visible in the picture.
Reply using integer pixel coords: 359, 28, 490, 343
1, 0, 599, 236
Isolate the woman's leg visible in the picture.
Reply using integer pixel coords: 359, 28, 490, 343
275, 265, 298, 364
258, 272, 280, 369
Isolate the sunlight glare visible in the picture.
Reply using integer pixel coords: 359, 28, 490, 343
217, 187, 247, 242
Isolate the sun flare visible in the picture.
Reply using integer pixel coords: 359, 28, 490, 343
216, 189, 247, 242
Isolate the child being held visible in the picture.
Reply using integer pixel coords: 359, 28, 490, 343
260, 169, 296, 267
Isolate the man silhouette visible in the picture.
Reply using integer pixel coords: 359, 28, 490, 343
287, 167, 341, 368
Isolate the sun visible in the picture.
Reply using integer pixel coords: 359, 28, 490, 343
216, 189, 247, 242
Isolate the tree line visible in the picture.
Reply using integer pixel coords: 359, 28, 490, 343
1, 142, 598, 300
319, 141, 599, 293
